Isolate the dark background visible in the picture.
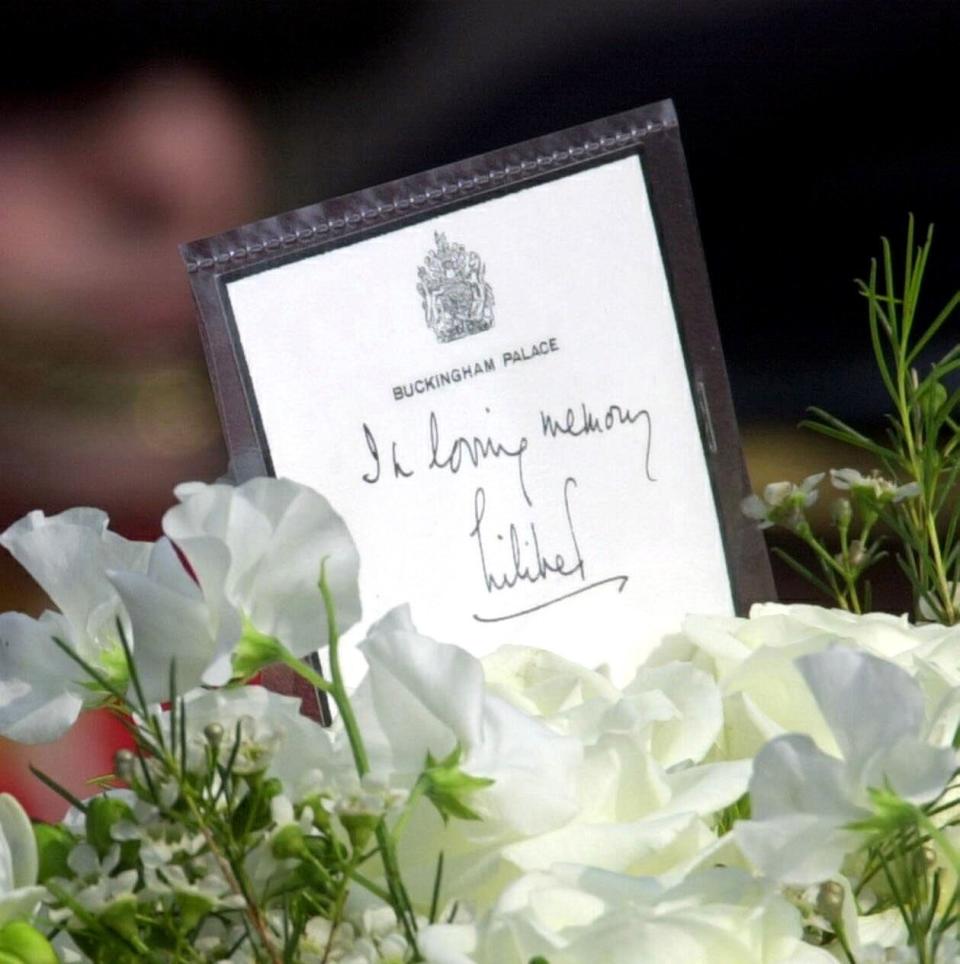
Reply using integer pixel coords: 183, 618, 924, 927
3, 0, 959, 572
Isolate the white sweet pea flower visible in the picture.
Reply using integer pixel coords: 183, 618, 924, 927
350, 606, 581, 907
108, 536, 242, 699
355, 606, 581, 835
0, 507, 152, 741
162, 477, 361, 662
0, 793, 43, 925
0, 611, 84, 743
735, 647, 958, 885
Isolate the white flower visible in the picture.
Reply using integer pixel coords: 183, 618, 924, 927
482, 645, 620, 722
480, 646, 749, 888
0, 793, 43, 925
351, 606, 581, 906
355, 607, 581, 833
497, 660, 749, 885
0, 507, 151, 741
660, 603, 960, 760
741, 473, 824, 529
107, 536, 242, 701
0, 611, 84, 743
735, 647, 958, 885
162, 477, 361, 660
830, 468, 921, 503
459, 865, 835, 963
160, 685, 339, 788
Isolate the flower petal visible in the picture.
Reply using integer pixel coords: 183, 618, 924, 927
0, 611, 83, 743
796, 647, 925, 771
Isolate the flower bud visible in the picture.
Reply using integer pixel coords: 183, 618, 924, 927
33, 823, 75, 884
815, 880, 844, 924
915, 843, 938, 874
831, 498, 852, 528
114, 748, 136, 783
271, 824, 307, 859
86, 796, 139, 866
203, 722, 225, 747
847, 540, 866, 568
338, 809, 380, 852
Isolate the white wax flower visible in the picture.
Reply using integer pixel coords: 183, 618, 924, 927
163, 477, 361, 658
0, 792, 43, 926
735, 647, 958, 885
159, 685, 341, 791
0, 507, 152, 741
741, 473, 824, 529
830, 467, 921, 503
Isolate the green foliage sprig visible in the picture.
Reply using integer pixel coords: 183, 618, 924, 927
745, 217, 960, 622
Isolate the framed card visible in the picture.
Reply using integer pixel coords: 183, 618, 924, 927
181, 99, 773, 690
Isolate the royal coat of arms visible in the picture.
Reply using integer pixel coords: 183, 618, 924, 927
417, 232, 495, 342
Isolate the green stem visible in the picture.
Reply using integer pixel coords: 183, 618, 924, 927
391, 777, 428, 845
796, 523, 854, 611
317, 564, 420, 954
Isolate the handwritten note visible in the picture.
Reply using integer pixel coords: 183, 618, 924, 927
224, 155, 734, 685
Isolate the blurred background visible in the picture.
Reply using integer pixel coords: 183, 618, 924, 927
2, 0, 959, 814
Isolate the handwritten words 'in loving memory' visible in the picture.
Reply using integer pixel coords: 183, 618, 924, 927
361, 383, 656, 623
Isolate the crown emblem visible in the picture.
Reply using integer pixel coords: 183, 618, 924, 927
417, 232, 495, 343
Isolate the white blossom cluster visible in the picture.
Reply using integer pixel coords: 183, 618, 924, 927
3, 478, 960, 962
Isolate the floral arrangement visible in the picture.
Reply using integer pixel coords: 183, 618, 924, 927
2, 221, 960, 964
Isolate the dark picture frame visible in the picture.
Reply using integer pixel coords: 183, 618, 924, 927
181, 99, 774, 707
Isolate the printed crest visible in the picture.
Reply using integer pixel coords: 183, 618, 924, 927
417, 232, 495, 343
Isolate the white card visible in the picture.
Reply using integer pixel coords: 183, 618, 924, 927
223, 155, 733, 686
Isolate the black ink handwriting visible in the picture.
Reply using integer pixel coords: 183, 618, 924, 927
469, 476, 584, 593
429, 411, 532, 506
540, 403, 655, 481
473, 574, 629, 622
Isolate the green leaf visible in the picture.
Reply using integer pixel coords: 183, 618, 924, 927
906, 289, 960, 367
86, 796, 139, 867
33, 822, 77, 883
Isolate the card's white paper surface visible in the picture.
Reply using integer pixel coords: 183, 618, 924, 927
225, 155, 733, 685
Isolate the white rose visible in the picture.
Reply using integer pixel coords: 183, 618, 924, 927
471, 864, 835, 963
665, 603, 960, 759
